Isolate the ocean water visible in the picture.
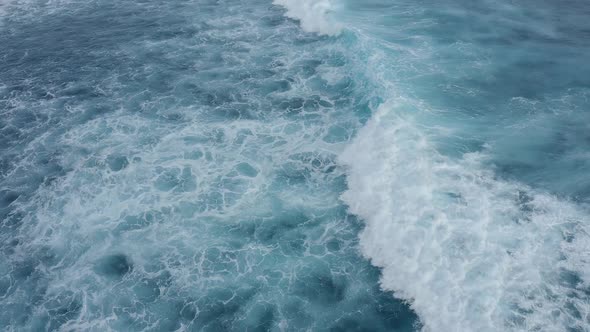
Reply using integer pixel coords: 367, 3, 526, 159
0, 0, 589, 331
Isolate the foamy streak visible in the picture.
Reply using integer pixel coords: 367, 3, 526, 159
273, 0, 342, 36
340, 101, 590, 331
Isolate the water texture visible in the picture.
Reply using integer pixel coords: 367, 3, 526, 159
1, 0, 589, 331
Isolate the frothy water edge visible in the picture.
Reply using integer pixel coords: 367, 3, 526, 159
340, 101, 590, 331
275, 0, 590, 331
0, 0, 588, 330
272, 0, 342, 36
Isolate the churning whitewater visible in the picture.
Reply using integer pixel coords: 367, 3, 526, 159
1, 0, 590, 331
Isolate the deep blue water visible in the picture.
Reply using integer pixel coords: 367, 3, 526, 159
1, 0, 589, 331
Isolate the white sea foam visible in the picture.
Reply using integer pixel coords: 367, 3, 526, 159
340, 100, 590, 331
273, 0, 342, 36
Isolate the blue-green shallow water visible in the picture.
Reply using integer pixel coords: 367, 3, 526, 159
1, 0, 590, 331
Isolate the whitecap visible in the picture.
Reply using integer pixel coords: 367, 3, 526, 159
340, 100, 590, 331
273, 0, 342, 36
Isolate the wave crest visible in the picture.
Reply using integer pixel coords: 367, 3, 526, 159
273, 0, 342, 36
340, 101, 590, 331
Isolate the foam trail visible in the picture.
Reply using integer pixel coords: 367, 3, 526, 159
273, 0, 342, 36
340, 101, 590, 331
0, 1, 420, 329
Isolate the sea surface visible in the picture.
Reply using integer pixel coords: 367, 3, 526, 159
1, 0, 589, 331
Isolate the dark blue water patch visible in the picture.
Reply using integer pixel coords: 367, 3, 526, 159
293, 266, 347, 304
243, 302, 276, 331
1, 8, 141, 84
275, 164, 313, 186
559, 269, 585, 294
485, 111, 590, 202
235, 162, 259, 177
106, 154, 130, 172
0, 210, 25, 234
12, 259, 37, 280
34, 291, 83, 331
260, 12, 288, 28
227, 210, 311, 246
0, 190, 19, 209
296, 59, 324, 78
276, 97, 306, 114
324, 124, 354, 143
273, 152, 343, 189
95, 254, 133, 278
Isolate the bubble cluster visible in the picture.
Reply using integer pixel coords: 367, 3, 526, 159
0, 0, 417, 330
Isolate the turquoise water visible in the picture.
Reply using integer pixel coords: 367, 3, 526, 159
1, 0, 589, 331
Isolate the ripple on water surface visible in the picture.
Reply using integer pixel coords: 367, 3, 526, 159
0, 0, 418, 330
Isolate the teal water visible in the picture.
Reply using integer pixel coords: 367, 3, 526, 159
1, 0, 589, 331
